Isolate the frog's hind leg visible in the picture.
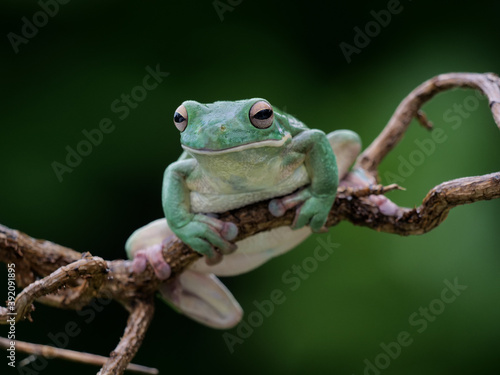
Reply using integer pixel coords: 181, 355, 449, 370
126, 219, 243, 328
125, 218, 172, 259
327, 130, 362, 180
158, 270, 243, 329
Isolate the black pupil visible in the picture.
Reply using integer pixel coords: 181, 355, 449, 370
174, 112, 185, 123
254, 109, 272, 120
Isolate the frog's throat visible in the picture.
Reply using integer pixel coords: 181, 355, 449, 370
181, 133, 291, 155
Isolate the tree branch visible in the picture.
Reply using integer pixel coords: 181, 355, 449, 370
331, 172, 500, 235
0, 255, 108, 324
0, 337, 158, 374
1, 72, 499, 374
355, 72, 500, 177
98, 299, 155, 375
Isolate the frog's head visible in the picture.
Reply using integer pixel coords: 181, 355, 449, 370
173, 98, 291, 155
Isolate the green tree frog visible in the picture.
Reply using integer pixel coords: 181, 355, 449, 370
126, 99, 361, 328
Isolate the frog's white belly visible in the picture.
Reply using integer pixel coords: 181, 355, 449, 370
190, 165, 310, 213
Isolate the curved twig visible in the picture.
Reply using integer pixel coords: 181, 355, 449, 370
0, 256, 108, 323
355, 72, 500, 176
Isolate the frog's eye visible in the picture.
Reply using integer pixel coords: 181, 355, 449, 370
249, 101, 274, 129
173, 105, 188, 132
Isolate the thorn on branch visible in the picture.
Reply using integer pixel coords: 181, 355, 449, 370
415, 110, 434, 130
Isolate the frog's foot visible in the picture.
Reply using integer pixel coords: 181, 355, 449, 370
125, 218, 172, 279
132, 243, 172, 280
269, 188, 333, 232
341, 168, 400, 216
176, 214, 239, 266
159, 270, 243, 329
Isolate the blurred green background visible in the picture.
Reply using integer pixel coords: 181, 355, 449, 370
1, 0, 499, 374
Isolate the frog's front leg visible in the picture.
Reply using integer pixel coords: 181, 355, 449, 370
270, 129, 339, 232
163, 159, 238, 264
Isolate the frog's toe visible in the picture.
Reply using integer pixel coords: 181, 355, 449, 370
292, 196, 332, 232
132, 244, 171, 280
194, 214, 238, 241
205, 249, 223, 266
269, 189, 311, 217
132, 251, 147, 273
309, 213, 329, 232
220, 222, 238, 241
202, 227, 237, 255
189, 214, 238, 259
368, 195, 400, 217
269, 198, 287, 217
341, 168, 400, 217
292, 208, 311, 229
188, 237, 224, 265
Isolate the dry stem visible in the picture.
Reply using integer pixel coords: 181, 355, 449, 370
0, 72, 499, 374
0, 337, 158, 374
355, 72, 500, 177
1, 256, 108, 323
97, 300, 155, 375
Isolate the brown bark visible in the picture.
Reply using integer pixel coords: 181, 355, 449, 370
1, 72, 499, 375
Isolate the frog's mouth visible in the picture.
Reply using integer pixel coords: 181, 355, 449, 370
182, 133, 291, 155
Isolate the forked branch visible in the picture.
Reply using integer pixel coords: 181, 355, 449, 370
0, 255, 108, 324
0, 72, 499, 375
